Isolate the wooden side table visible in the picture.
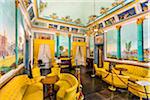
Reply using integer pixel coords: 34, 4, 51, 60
41, 75, 59, 99
114, 68, 127, 75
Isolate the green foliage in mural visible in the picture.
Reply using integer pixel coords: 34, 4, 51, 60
125, 41, 132, 52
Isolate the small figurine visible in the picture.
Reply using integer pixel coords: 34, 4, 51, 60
61, 16, 72, 22
88, 15, 97, 23
74, 18, 81, 24
50, 13, 58, 19
99, 7, 109, 14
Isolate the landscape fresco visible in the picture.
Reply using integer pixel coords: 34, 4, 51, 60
106, 21, 150, 62
90, 35, 94, 57
59, 34, 69, 57
121, 23, 138, 60
0, 0, 25, 76
18, 10, 25, 64
0, 0, 16, 75
143, 18, 150, 62
106, 29, 117, 59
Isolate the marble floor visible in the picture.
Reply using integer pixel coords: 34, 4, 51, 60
74, 67, 141, 100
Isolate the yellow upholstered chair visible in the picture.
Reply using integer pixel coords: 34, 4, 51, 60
31, 66, 45, 82
55, 73, 78, 100
47, 67, 61, 77
0, 75, 43, 100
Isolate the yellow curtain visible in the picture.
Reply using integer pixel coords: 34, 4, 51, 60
33, 39, 55, 66
72, 42, 86, 65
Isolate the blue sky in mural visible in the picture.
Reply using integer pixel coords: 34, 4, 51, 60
143, 18, 150, 49
59, 34, 69, 51
106, 29, 117, 57
90, 35, 94, 51
0, 0, 15, 44
121, 23, 137, 51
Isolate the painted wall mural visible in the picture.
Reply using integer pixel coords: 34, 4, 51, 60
143, 18, 150, 62
95, 35, 104, 45
0, 0, 15, 73
28, 6, 35, 21
118, 7, 136, 21
105, 17, 116, 26
18, 10, 26, 65
106, 29, 117, 59
90, 35, 94, 57
121, 22, 137, 60
141, 1, 148, 12
59, 34, 69, 57
99, 23, 104, 29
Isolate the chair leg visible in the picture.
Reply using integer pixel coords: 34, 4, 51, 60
140, 96, 142, 100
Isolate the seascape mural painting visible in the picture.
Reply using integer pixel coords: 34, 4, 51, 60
143, 18, 150, 62
59, 34, 69, 57
0, 0, 16, 75
121, 23, 138, 60
106, 29, 117, 59
0, 0, 25, 76
90, 35, 94, 57
18, 10, 25, 65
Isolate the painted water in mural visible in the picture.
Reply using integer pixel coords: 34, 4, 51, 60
106, 29, 117, 59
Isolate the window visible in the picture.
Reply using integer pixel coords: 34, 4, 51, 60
121, 22, 138, 60
143, 18, 150, 62
106, 29, 117, 59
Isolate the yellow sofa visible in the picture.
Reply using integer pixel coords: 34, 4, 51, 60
55, 73, 78, 100
0, 75, 43, 100
94, 62, 129, 88
114, 64, 150, 99
115, 64, 150, 82
101, 69, 130, 88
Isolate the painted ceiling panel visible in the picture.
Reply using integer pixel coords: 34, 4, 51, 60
37, 0, 116, 26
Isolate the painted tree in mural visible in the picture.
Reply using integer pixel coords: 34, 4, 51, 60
59, 46, 64, 56
125, 41, 132, 59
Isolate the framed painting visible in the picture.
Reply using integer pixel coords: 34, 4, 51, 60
95, 34, 104, 45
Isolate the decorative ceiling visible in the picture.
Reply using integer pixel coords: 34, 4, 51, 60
36, 0, 125, 26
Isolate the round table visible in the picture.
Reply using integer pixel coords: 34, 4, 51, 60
41, 75, 59, 99
114, 68, 127, 75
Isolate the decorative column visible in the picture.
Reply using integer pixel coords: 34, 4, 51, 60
68, 33, 71, 58
15, 0, 19, 66
137, 17, 144, 61
56, 32, 60, 58
116, 25, 121, 59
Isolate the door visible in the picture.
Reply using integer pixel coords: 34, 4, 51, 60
98, 46, 103, 68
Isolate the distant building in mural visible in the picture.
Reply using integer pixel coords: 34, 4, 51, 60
0, 31, 8, 58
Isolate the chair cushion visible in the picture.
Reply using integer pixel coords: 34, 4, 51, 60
23, 82, 43, 100
0, 75, 29, 100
